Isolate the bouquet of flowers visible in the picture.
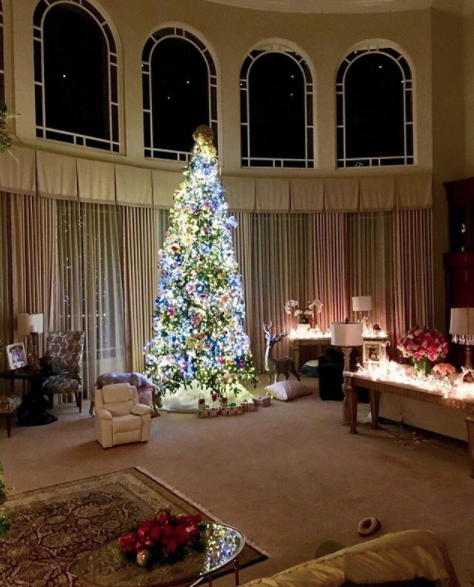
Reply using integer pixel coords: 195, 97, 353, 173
119, 508, 203, 567
284, 299, 323, 324
397, 326, 448, 362
433, 363, 456, 378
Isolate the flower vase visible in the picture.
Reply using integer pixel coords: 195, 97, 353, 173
413, 357, 431, 377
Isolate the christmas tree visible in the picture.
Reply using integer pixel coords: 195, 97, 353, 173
145, 126, 257, 404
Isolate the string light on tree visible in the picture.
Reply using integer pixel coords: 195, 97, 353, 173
145, 125, 258, 399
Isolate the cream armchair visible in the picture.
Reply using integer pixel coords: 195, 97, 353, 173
95, 384, 152, 448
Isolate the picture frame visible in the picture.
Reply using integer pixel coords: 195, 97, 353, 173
363, 341, 382, 364
6, 342, 27, 370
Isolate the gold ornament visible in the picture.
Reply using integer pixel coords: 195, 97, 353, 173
193, 125, 214, 146
136, 549, 152, 567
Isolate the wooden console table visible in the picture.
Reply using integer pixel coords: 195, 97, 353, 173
290, 337, 331, 371
344, 371, 474, 477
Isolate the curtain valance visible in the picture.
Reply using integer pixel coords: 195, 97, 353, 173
1, 145, 433, 212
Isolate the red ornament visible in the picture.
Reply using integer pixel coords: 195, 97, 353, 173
118, 532, 137, 553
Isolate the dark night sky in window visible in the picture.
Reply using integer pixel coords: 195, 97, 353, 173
150, 38, 209, 153
344, 53, 405, 159
248, 52, 306, 160
43, 4, 109, 139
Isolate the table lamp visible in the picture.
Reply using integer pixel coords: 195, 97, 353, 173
17, 313, 43, 371
450, 308, 474, 369
352, 296, 372, 320
331, 321, 363, 372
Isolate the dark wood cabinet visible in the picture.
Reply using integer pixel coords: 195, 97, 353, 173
444, 177, 474, 253
444, 178, 474, 365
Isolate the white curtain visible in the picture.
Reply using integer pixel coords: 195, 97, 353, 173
57, 201, 126, 396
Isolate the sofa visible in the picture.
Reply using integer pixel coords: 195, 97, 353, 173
241, 530, 459, 587
95, 384, 152, 448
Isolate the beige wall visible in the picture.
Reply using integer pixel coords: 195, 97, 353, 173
6, 0, 470, 335
10, 0, 433, 175
464, 12, 474, 176
431, 9, 465, 332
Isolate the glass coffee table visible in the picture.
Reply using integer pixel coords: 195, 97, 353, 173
76, 523, 246, 587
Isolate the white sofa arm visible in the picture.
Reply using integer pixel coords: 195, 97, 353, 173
131, 403, 152, 416
96, 408, 113, 420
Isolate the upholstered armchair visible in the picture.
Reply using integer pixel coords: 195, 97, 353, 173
42, 331, 85, 413
95, 384, 152, 449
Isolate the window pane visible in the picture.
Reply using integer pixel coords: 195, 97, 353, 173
248, 52, 306, 160
344, 53, 405, 159
42, 4, 110, 140
150, 37, 209, 154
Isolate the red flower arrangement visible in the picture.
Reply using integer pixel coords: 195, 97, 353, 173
119, 509, 203, 567
397, 326, 448, 362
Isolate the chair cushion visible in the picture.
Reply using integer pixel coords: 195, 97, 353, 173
104, 400, 134, 417
0, 394, 22, 414
301, 360, 319, 378
44, 376, 81, 395
102, 384, 133, 403
112, 414, 143, 433
265, 380, 312, 401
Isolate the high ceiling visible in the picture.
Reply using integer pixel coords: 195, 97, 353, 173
204, 0, 473, 15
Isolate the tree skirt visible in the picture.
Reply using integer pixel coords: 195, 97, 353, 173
161, 381, 256, 412
1, 467, 268, 587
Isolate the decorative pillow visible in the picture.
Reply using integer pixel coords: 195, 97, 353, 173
265, 380, 311, 401
301, 360, 319, 378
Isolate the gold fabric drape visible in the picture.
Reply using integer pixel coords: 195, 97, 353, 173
11, 194, 59, 357
393, 209, 433, 343
0, 188, 434, 382
122, 207, 168, 372
0, 194, 12, 372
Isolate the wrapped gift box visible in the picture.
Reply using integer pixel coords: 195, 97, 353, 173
240, 400, 256, 412
253, 395, 271, 407
220, 405, 243, 416
198, 407, 220, 418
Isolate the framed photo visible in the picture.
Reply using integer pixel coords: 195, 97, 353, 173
363, 341, 382, 364
6, 342, 27, 370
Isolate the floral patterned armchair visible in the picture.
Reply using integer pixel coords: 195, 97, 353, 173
42, 332, 85, 413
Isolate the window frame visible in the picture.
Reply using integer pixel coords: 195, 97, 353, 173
336, 44, 414, 168
33, 0, 121, 153
240, 45, 314, 169
142, 26, 218, 163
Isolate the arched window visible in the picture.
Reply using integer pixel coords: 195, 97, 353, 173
142, 27, 218, 162
336, 45, 414, 167
33, 0, 120, 152
240, 44, 314, 168
0, 0, 4, 103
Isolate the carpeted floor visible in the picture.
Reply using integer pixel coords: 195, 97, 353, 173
0, 467, 266, 587
1, 377, 474, 586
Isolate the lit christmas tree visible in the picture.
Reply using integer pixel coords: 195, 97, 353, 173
145, 126, 257, 406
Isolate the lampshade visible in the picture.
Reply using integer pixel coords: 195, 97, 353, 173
17, 313, 44, 335
331, 322, 363, 347
352, 296, 372, 312
450, 308, 474, 335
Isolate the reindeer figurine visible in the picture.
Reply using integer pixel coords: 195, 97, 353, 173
263, 322, 300, 384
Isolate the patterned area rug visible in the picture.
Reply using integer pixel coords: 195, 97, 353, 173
0, 467, 268, 587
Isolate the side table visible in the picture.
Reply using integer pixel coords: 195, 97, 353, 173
0, 366, 65, 427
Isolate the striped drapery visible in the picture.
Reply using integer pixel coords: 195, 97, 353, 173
0, 190, 434, 388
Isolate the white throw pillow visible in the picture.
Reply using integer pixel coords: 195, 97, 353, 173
265, 380, 311, 401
